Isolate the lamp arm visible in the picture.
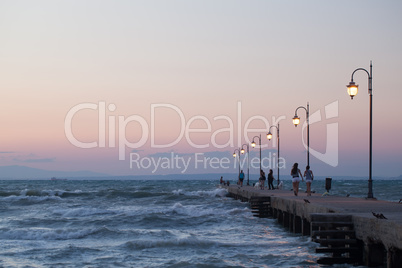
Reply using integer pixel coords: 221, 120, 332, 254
351, 68, 370, 82
294, 106, 308, 116
269, 125, 278, 132
252, 135, 261, 142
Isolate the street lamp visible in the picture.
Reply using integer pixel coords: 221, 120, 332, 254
241, 144, 250, 186
267, 124, 280, 187
251, 134, 262, 173
293, 102, 310, 166
233, 148, 241, 181
347, 61, 374, 199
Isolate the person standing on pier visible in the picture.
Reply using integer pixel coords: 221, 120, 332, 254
291, 163, 303, 196
267, 169, 275, 190
304, 166, 314, 196
239, 170, 245, 187
259, 170, 266, 190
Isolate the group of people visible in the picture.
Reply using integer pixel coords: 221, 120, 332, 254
257, 164, 313, 194
290, 163, 314, 196
258, 169, 275, 190
235, 169, 276, 189
221, 162, 314, 196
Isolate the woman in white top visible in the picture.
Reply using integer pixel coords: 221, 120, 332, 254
304, 165, 314, 196
290, 163, 303, 196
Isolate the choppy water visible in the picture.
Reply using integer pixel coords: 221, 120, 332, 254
0, 178, 399, 267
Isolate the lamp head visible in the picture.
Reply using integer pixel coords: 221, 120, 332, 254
233, 153, 236, 158
267, 132, 273, 140
251, 141, 256, 148
347, 81, 358, 99
292, 115, 300, 127
240, 148, 245, 154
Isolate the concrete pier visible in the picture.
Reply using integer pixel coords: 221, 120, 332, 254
222, 185, 402, 267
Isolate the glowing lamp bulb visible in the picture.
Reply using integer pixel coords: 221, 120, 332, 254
292, 115, 300, 127
347, 81, 358, 99
267, 132, 273, 140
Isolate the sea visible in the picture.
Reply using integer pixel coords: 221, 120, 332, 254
0, 177, 400, 268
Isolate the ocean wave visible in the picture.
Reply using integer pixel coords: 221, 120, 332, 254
52, 207, 116, 218
0, 190, 21, 197
2, 194, 62, 203
0, 226, 113, 241
122, 235, 216, 250
104, 189, 168, 199
0, 188, 91, 202
19, 188, 71, 197
120, 232, 280, 251
172, 188, 227, 198
170, 202, 250, 218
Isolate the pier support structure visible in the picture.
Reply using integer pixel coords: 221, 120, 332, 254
223, 185, 402, 267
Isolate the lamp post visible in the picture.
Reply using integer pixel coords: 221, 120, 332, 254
267, 124, 280, 187
251, 134, 262, 173
233, 149, 241, 181
346, 61, 374, 199
241, 144, 250, 186
293, 102, 310, 166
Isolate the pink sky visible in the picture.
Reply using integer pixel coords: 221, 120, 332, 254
1, 0, 402, 177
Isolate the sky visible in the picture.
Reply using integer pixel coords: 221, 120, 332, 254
1, 0, 402, 178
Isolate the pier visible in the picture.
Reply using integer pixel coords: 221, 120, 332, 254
222, 185, 402, 267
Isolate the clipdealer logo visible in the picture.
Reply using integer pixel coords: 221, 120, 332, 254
300, 101, 339, 167
64, 101, 284, 158
64, 101, 338, 173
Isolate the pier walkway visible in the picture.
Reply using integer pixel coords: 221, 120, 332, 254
221, 184, 402, 267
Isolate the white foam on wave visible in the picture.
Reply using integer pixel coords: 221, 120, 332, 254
172, 188, 227, 198
1, 188, 85, 203
171, 202, 214, 217
19, 188, 66, 197
53, 207, 115, 218
227, 207, 251, 216
2, 195, 62, 202
172, 189, 184, 195
170, 202, 249, 218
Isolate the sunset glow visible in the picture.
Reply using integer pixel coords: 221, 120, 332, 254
1, 0, 401, 177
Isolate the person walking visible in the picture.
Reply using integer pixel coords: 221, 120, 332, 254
304, 166, 314, 196
290, 163, 303, 196
267, 169, 275, 190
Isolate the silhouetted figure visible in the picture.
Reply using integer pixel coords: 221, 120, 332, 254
239, 170, 245, 187
259, 170, 266, 190
267, 169, 275, 190
304, 165, 314, 196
